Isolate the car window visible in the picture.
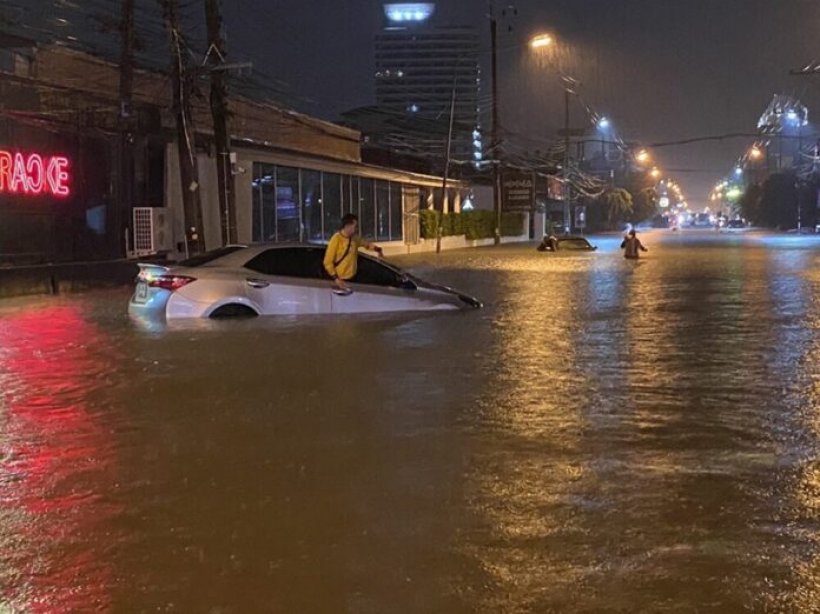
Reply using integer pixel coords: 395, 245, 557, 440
178, 246, 246, 267
354, 257, 403, 287
244, 247, 324, 278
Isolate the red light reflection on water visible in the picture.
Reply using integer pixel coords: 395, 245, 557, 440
0, 305, 120, 612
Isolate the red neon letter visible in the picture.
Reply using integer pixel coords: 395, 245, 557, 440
26, 154, 44, 194
11, 153, 27, 193
46, 156, 70, 197
0, 151, 10, 192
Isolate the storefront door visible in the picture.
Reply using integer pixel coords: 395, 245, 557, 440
403, 186, 420, 245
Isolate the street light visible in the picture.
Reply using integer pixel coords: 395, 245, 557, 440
734, 166, 743, 176
529, 31, 574, 233
636, 149, 650, 164
749, 145, 763, 160
597, 116, 610, 130
530, 33, 554, 49
650, 167, 661, 179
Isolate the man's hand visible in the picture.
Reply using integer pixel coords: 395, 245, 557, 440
374, 246, 384, 258
334, 277, 349, 291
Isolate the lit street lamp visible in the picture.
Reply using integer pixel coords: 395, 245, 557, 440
529, 31, 573, 232
530, 33, 554, 49
636, 149, 650, 164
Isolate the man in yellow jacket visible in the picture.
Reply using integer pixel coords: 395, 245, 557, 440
323, 213, 383, 292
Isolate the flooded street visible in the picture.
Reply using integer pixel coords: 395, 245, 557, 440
2, 231, 820, 612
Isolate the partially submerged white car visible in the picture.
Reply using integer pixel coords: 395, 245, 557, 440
128, 244, 482, 319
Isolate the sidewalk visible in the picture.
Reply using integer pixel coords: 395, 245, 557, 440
0, 260, 138, 299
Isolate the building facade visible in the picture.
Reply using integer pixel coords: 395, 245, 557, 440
0, 42, 471, 267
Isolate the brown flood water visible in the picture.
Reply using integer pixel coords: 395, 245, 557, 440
1, 231, 820, 612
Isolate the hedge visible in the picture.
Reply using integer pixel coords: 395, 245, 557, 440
418, 209, 526, 240
419, 209, 439, 239
501, 212, 527, 237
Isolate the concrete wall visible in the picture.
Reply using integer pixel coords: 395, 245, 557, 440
0, 260, 137, 299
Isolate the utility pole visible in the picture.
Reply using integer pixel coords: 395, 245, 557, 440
161, 0, 204, 256
489, 1, 501, 245
436, 80, 457, 254
204, 0, 236, 246
118, 0, 135, 256
563, 88, 571, 233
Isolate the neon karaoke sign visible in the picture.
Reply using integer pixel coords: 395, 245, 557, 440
0, 150, 71, 197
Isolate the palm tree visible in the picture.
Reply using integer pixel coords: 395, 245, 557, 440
600, 188, 633, 229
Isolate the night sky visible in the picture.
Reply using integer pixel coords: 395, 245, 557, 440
223, 0, 820, 207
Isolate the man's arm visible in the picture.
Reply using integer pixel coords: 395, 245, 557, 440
359, 238, 383, 256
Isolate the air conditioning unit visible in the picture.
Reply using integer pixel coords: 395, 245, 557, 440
132, 207, 173, 255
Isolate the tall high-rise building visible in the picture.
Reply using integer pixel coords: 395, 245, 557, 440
373, 3, 482, 165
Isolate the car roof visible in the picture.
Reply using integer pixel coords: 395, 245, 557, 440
183, 242, 404, 274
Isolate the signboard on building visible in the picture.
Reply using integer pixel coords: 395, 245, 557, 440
574, 205, 587, 229
547, 175, 565, 201
502, 171, 535, 211
0, 150, 70, 197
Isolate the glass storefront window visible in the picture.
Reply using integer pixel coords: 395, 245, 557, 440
342, 175, 359, 218
252, 163, 276, 242
322, 173, 342, 240
389, 182, 403, 241
375, 180, 391, 241
301, 170, 322, 242
252, 165, 413, 244
359, 178, 375, 239
276, 166, 300, 242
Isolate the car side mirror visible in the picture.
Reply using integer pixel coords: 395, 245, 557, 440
399, 276, 417, 291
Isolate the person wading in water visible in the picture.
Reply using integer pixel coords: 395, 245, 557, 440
621, 229, 648, 260
323, 213, 383, 293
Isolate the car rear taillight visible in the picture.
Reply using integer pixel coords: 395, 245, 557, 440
148, 275, 196, 292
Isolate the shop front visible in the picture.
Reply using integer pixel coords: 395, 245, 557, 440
0, 119, 118, 266
225, 147, 466, 252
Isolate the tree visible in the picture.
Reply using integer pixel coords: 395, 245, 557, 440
599, 188, 633, 229
759, 172, 798, 229
632, 187, 658, 223
738, 183, 763, 224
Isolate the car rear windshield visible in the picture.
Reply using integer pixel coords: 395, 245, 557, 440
178, 246, 245, 267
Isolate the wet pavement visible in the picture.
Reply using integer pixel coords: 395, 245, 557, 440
2, 230, 820, 612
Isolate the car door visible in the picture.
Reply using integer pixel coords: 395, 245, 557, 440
242, 247, 333, 315
331, 256, 422, 314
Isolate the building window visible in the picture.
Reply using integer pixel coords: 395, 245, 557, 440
342, 175, 359, 217
359, 177, 375, 239
276, 166, 300, 242
322, 172, 342, 240
252, 163, 276, 242
301, 169, 322, 242
389, 182, 403, 241
375, 180, 390, 241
